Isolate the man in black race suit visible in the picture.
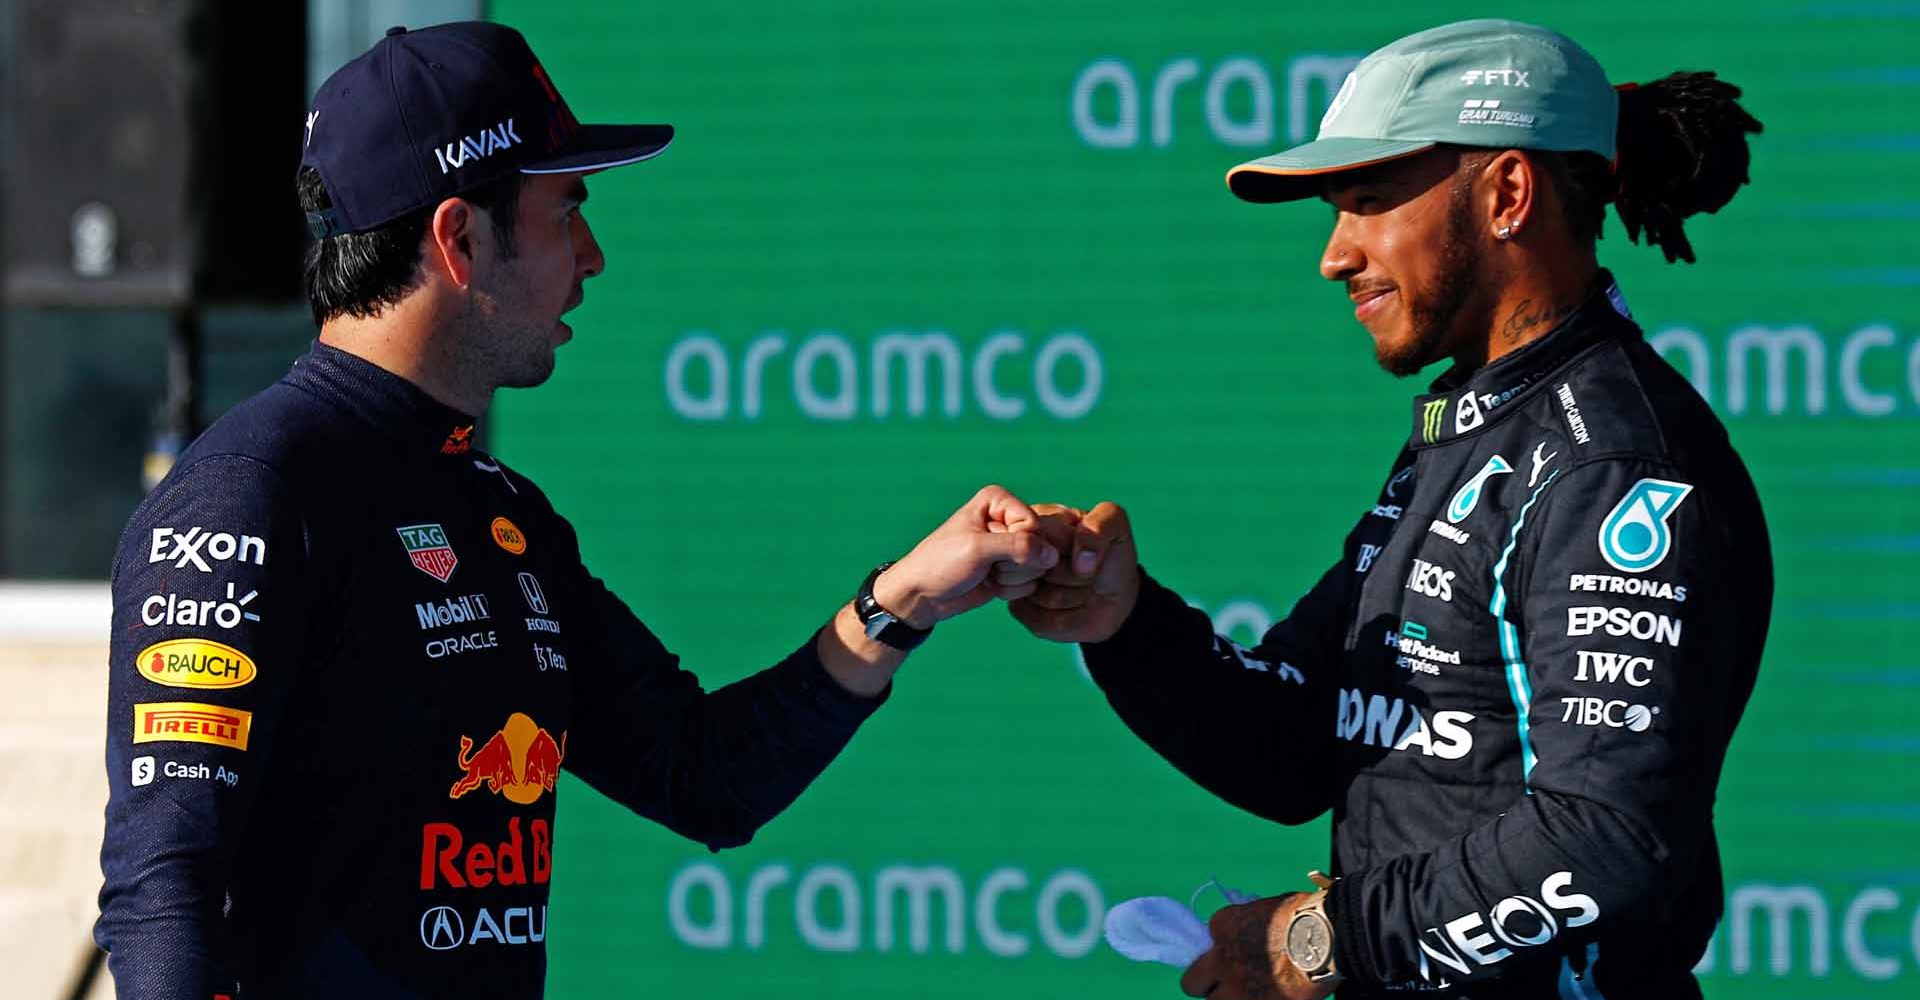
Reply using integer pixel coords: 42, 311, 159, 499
1009, 19, 1769, 1000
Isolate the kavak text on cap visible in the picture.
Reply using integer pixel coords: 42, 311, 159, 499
300, 22, 673, 237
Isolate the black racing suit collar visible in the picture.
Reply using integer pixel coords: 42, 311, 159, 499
287, 341, 482, 456
1407, 269, 1639, 449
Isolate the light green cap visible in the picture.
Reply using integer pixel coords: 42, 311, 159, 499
1228, 19, 1618, 203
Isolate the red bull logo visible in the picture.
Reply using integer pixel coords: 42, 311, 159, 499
440, 425, 474, 455
419, 817, 552, 890
449, 712, 565, 805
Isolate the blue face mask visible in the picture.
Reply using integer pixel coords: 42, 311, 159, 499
1103, 879, 1260, 967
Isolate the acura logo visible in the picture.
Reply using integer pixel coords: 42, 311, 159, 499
421, 906, 465, 950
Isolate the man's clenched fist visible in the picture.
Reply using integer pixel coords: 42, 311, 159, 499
1006, 501, 1141, 643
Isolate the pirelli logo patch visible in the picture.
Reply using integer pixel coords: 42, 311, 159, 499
134, 701, 252, 751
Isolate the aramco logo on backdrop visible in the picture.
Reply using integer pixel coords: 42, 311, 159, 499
1649, 323, 1920, 418
1069, 53, 1363, 150
666, 860, 1105, 959
664, 329, 1104, 422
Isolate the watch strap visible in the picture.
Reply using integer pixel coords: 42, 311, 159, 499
1288, 874, 1344, 985
856, 561, 932, 651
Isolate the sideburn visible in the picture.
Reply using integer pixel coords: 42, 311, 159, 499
1379, 180, 1483, 377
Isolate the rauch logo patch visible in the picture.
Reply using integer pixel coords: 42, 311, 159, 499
137, 638, 257, 690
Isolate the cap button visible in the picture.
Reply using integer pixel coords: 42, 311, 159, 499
385, 25, 408, 37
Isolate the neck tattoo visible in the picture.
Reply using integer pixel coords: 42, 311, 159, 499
1502, 297, 1579, 341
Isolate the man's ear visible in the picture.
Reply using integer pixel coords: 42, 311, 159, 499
427, 197, 480, 288
1481, 149, 1539, 237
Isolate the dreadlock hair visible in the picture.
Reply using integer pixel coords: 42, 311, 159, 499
1552, 71, 1764, 264
297, 167, 526, 326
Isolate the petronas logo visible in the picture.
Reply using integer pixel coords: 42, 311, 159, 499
1421, 399, 1447, 443
1447, 455, 1514, 524
1599, 479, 1694, 573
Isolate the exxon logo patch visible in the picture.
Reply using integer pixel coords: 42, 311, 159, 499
434, 119, 523, 175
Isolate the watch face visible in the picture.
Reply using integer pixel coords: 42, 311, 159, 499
863, 611, 894, 639
1287, 912, 1332, 972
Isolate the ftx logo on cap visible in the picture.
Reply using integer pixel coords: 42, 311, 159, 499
1227, 19, 1617, 203
300, 22, 674, 237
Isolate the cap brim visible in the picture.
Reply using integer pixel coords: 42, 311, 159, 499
521, 123, 675, 175
1226, 137, 1437, 203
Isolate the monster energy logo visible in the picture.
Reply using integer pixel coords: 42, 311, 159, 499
1421, 399, 1447, 443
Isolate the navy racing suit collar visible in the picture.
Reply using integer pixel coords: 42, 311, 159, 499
1407, 270, 1638, 449
288, 341, 482, 456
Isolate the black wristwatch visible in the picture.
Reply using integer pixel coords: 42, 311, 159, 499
855, 561, 933, 651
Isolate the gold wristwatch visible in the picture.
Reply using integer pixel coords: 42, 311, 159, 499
1284, 871, 1345, 989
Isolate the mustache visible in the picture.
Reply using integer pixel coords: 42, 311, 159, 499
1347, 279, 1397, 301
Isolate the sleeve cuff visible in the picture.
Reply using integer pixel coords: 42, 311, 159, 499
769, 629, 892, 729
1079, 568, 1188, 680
1329, 877, 1379, 990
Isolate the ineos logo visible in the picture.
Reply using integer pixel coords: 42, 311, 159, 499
1405, 558, 1455, 603
421, 906, 465, 950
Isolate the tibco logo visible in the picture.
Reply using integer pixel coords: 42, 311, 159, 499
1070, 54, 1362, 149
666, 329, 1102, 422
1559, 697, 1660, 731
668, 861, 1104, 958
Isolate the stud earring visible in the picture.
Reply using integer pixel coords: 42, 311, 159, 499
1495, 225, 1514, 240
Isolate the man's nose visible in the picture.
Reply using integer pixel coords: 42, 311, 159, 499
1320, 217, 1364, 283
575, 214, 605, 279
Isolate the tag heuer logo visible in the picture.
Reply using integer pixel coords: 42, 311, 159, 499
397, 523, 458, 583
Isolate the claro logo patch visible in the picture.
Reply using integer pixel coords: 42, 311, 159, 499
136, 638, 257, 690
133, 702, 252, 750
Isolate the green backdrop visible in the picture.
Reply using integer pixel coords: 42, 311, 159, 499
486, 2, 1919, 995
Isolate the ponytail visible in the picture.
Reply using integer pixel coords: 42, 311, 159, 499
1610, 72, 1764, 264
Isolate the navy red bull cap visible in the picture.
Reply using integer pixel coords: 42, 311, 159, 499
300, 21, 673, 237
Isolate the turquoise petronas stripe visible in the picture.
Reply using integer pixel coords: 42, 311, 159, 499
1558, 944, 1606, 999
1488, 469, 1561, 786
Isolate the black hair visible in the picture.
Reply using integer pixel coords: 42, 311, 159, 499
1558, 72, 1764, 264
297, 168, 526, 326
